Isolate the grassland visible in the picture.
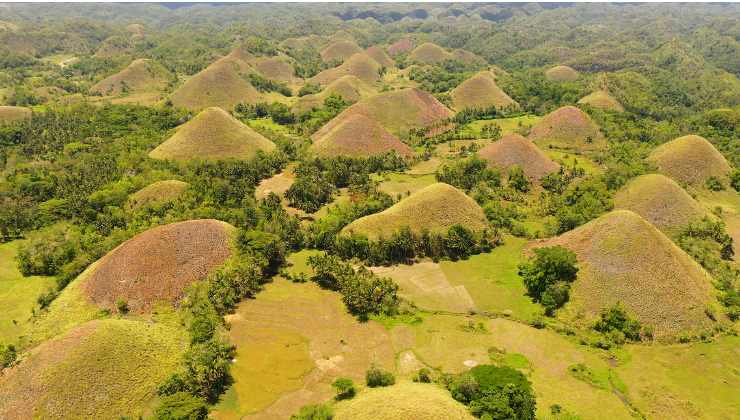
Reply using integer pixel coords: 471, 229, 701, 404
0, 241, 55, 344
458, 115, 541, 138
375, 172, 437, 197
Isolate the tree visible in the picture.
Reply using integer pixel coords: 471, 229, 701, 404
448, 365, 536, 420
518, 246, 578, 315
154, 392, 208, 420
593, 302, 642, 342
508, 166, 530, 192
332, 377, 356, 400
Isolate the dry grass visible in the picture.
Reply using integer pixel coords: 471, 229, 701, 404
253, 56, 299, 84
478, 133, 560, 181
0, 106, 31, 124
365, 46, 395, 68
126, 179, 189, 210
293, 75, 374, 114
125, 23, 145, 37
90, 59, 170, 96
149, 107, 276, 161
312, 88, 453, 138
333, 381, 475, 420
539, 210, 716, 338
614, 174, 706, 234
310, 53, 382, 86
170, 51, 261, 110
528, 105, 604, 151
94, 35, 131, 58
83, 219, 234, 313
409, 42, 452, 64
451, 71, 517, 112
310, 113, 413, 158
342, 183, 488, 238
545, 65, 579, 82
387, 37, 414, 56
320, 40, 363, 63
255, 167, 295, 200
578, 90, 624, 112
451, 49, 486, 66
647, 135, 732, 186
0, 319, 185, 420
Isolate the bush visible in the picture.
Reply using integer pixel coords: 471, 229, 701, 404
332, 377, 356, 400
436, 156, 501, 192
518, 246, 578, 315
448, 365, 536, 420
298, 83, 322, 97
366, 365, 395, 387
593, 303, 642, 342
291, 404, 333, 420
508, 166, 530, 192
154, 392, 208, 420
413, 367, 432, 383
705, 176, 725, 191
730, 169, 740, 192
1, 343, 17, 368
115, 298, 129, 314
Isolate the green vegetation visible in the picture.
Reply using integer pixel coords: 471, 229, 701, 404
365, 365, 396, 387
446, 365, 536, 420
332, 377, 356, 400
518, 246, 579, 315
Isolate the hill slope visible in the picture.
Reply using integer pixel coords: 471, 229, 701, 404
578, 90, 624, 112
0, 106, 31, 124
614, 174, 707, 234
149, 107, 276, 161
545, 65, 579, 82
342, 183, 487, 238
310, 114, 413, 158
387, 37, 414, 56
310, 53, 382, 86
450, 71, 518, 111
540, 210, 715, 338
312, 88, 453, 138
126, 179, 189, 210
647, 135, 732, 186
528, 105, 604, 150
320, 40, 363, 63
409, 42, 452, 64
90, 59, 170, 96
253, 56, 298, 84
0, 319, 184, 419
365, 45, 394, 68
293, 75, 373, 114
478, 133, 560, 181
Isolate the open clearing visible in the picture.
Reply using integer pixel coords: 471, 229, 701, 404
376, 172, 437, 197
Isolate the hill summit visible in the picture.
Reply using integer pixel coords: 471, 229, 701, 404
310, 113, 413, 158
149, 107, 276, 161
478, 133, 559, 181
408, 42, 452, 64
310, 52, 382, 86
90, 59, 170, 96
528, 105, 603, 150
293, 75, 373, 114
545, 65, 579, 82
450, 71, 518, 111
647, 135, 731, 186
578, 90, 624, 112
321, 39, 363, 63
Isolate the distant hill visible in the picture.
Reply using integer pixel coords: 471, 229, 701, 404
408, 42, 452, 64
312, 87, 452, 138
0, 105, 31, 124
478, 133, 559, 181
450, 71, 518, 111
528, 105, 604, 150
321, 39, 363, 63
149, 107, 276, 161
94, 35, 131, 58
539, 210, 715, 338
545, 65, 579, 82
126, 180, 189, 210
578, 90, 624, 112
310, 114, 413, 158
342, 183, 487, 239
614, 174, 707, 234
387, 37, 414, 56
309, 52, 382, 86
253, 56, 298, 84
293, 75, 374, 114
83, 219, 234, 313
365, 45, 395, 68
647, 134, 732, 186
90, 59, 171, 96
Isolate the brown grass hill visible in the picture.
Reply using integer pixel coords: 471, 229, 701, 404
478, 133, 560, 181
253, 55, 299, 84
545, 65, 579, 82
450, 71, 518, 111
539, 210, 715, 339
365, 46, 395, 68
149, 107, 275, 162
82, 219, 234, 313
647, 135, 732, 186
408, 42, 453, 64
0, 319, 184, 419
451, 49, 487, 66
614, 174, 707, 235
293, 75, 374, 114
342, 183, 487, 239
125, 23, 145, 38
387, 37, 414, 56
320, 39, 363, 63
94, 35, 132, 58
528, 105, 604, 151
309, 52, 382, 86
578, 90, 625, 112
90, 59, 171, 96
125, 180, 189, 210
169, 55, 262, 111
334, 382, 475, 420
312, 88, 453, 139
0, 106, 31, 124
309, 114, 413, 159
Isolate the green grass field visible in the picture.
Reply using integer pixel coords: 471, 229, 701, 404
376, 172, 437, 198
459, 115, 542, 138
0, 241, 55, 344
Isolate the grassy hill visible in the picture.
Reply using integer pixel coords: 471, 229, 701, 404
170, 49, 261, 110
0, 319, 185, 419
478, 133, 560, 181
83, 219, 234, 313
253, 55, 298, 84
450, 71, 518, 111
293, 75, 373, 114
545, 65, 579, 82
342, 183, 488, 238
320, 39, 363, 63
540, 210, 716, 339
149, 107, 276, 161
578, 90, 624, 112
647, 135, 732, 186
0, 106, 31, 124
614, 174, 707, 234
125, 179, 189, 210
334, 382, 475, 420
528, 105, 604, 150
408, 42, 452, 64
310, 52, 382, 86
90, 59, 170, 96
312, 88, 453, 139
310, 114, 413, 158
365, 45, 395, 68
387, 37, 414, 56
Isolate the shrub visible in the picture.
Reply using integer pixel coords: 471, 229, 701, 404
332, 377, 356, 400
291, 404, 333, 420
436, 156, 501, 192
593, 303, 642, 342
518, 246, 578, 315
508, 166, 530, 192
298, 83, 322, 97
366, 365, 395, 387
154, 392, 208, 420
1, 343, 17, 368
730, 169, 740, 192
705, 176, 725, 191
414, 367, 433, 383
448, 365, 536, 420
115, 298, 129, 314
